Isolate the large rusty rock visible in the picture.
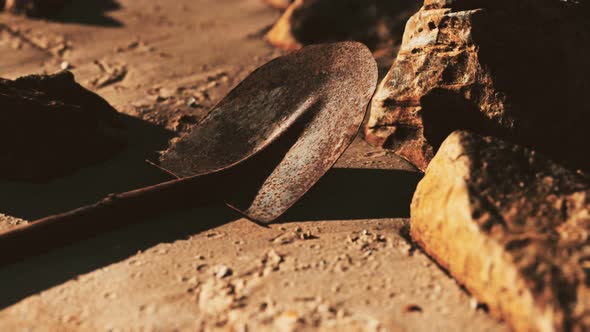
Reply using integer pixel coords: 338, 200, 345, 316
365, 0, 590, 171
0, 71, 124, 182
265, 0, 420, 52
411, 130, 590, 332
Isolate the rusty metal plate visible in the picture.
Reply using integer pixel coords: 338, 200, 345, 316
160, 42, 377, 223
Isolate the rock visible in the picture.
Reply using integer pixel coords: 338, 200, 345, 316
265, 0, 420, 53
265, 0, 304, 51
213, 265, 233, 279
197, 279, 235, 315
410, 130, 590, 332
261, 249, 284, 271
4, 0, 67, 17
91, 60, 128, 89
0, 71, 125, 182
365, 0, 590, 171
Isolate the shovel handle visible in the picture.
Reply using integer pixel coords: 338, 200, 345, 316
0, 171, 231, 267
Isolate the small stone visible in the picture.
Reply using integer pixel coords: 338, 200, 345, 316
274, 311, 300, 331
91, 61, 127, 89
262, 249, 284, 271
131, 98, 150, 108
103, 292, 117, 300
469, 298, 479, 311
158, 88, 175, 99
433, 284, 442, 294
186, 97, 198, 107
60, 61, 72, 70
403, 304, 423, 313
213, 265, 233, 279
197, 279, 235, 315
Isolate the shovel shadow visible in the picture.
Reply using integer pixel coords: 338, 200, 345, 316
278, 167, 423, 222
0, 112, 213, 309
0, 205, 238, 310
0, 109, 242, 309
0, 163, 421, 309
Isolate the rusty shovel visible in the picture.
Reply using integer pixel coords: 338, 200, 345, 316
0, 42, 378, 266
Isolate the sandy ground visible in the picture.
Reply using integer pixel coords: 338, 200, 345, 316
0, 1, 508, 331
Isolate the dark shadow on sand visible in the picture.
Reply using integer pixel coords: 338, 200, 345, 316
0, 114, 421, 308
0, 166, 421, 309
0, 113, 173, 220
0, 111, 242, 309
0, 205, 239, 310
50, 0, 123, 27
279, 167, 422, 222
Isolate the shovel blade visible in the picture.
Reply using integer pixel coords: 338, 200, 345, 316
160, 42, 378, 223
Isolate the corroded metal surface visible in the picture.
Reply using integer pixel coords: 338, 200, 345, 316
161, 42, 378, 223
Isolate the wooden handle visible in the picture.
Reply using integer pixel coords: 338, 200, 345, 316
0, 170, 232, 267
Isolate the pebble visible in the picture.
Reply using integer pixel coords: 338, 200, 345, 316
404, 304, 423, 313
187, 97, 198, 107
60, 61, 72, 70
213, 265, 233, 279
158, 88, 175, 99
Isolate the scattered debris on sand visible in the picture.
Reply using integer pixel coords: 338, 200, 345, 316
411, 130, 590, 332
0, 23, 72, 57
129, 71, 230, 133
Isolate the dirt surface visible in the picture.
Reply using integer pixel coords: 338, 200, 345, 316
0, 1, 508, 331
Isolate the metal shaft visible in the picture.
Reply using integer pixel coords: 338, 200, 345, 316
0, 169, 233, 267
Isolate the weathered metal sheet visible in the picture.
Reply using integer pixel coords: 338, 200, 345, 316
161, 42, 378, 223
